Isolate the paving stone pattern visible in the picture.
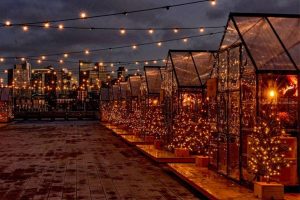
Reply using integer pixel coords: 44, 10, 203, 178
0, 121, 199, 200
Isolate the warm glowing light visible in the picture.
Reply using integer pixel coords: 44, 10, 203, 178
41, 56, 46, 60
0, 58, 4, 62
80, 12, 87, 18
153, 60, 157, 64
23, 26, 28, 31
269, 89, 276, 98
99, 62, 103, 66
199, 27, 205, 32
120, 28, 126, 35
21, 57, 25, 61
64, 53, 68, 58
85, 50, 90, 55
59, 59, 63, 63
183, 38, 188, 43
135, 61, 139, 65
157, 42, 162, 46
5, 20, 11, 26
58, 24, 64, 29
148, 29, 154, 34
132, 45, 137, 50
173, 28, 178, 33
145, 61, 149, 65
37, 59, 42, 64
211, 0, 216, 6
44, 23, 50, 28
110, 63, 114, 67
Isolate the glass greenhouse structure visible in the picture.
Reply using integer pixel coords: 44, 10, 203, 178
162, 50, 217, 143
209, 13, 299, 185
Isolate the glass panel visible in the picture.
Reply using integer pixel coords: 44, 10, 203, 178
228, 46, 240, 90
220, 19, 241, 49
192, 52, 215, 84
258, 74, 298, 130
228, 136, 240, 179
112, 85, 120, 100
218, 134, 227, 174
170, 52, 201, 87
100, 88, 110, 101
145, 67, 162, 94
269, 17, 300, 69
218, 51, 228, 91
234, 16, 296, 71
119, 82, 128, 99
129, 76, 141, 97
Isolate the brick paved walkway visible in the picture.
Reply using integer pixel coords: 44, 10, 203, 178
0, 121, 199, 200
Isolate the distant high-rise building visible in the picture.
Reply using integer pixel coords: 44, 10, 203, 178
8, 61, 31, 98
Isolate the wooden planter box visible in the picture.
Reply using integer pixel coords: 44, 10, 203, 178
254, 182, 284, 200
195, 156, 210, 168
175, 148, 190, 157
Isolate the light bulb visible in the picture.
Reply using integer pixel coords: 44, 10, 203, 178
157, 42, 162, 46
80, 12, 87, 19
85, 50, 90, 55
64, 53, 68, 58
44, 23, 50, 28
173, 28, 178, 33
120, 28, 126, 35
5, 20, 11, 26
200, 27, 205, 32
183, 38, 188, 43
58, 24, 64, 30
132, 45, 137, 50
23, 25, 28, 31
148, 29, 154, 34
211, 0, 216, 6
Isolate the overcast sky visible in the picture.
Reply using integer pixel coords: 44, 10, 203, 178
0, 0, 299, 79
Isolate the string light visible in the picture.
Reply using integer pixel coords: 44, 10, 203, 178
0, 58, 4, 62
132, 45, 137, 50
211, 0, 216, 6
173, 28, 178, 33
22, 25, 28, 31
148, 29, 154, 34
4, 0, 212, 26
41, 56, 46, 60
0, 31, 224, 60
135, 62, 139, 65
5, 21, 11, 26
85, 50, 90, 55
199, 27, 205, 32
58, 24, 64, 29
59, 59, 63, 63
120, 28, 126, 35
37, 59, 42, 64
183, 38, 188, 43
44, 23, 50, 28
21, 57, 25, 61
80, 12, 87, 19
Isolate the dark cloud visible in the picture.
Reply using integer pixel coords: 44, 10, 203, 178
0, 0, 298, 78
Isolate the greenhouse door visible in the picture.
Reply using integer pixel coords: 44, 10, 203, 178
217, 44, 242, 181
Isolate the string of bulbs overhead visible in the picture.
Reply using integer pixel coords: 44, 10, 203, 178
2, 0, 216, 29
0, 30, 224, 62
